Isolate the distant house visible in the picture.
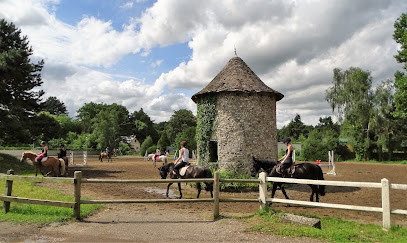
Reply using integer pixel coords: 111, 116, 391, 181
122, 135, 140, 153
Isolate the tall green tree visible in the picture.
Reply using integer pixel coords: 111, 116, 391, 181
0, 19, 44, 144
165, 109, 196, 144
278, 114, 311, 141
76, 102, 105, 133
130, 108, 158, 143
326, 67, 373, 160
393, 13, 407, 118
42, 96, 68, 115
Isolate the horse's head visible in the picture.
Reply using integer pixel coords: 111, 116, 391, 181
250, 156, 261, 177
20, 152, 33, 163
158, 163, 174, 179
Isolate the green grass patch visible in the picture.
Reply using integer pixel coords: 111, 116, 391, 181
0, 153, 33, 175
217, 170, 258, 192
248, 208, 407, 242
0, 152, 101, 224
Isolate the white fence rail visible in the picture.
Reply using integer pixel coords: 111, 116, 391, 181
258, 172, 407, 229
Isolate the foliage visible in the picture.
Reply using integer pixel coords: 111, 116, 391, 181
250, 208, 407, 242
196, 96, 217, 164
278, 114, 312, 141
146, 145, 157, 154
30, 112, 62, 142
326, 67, 374, 160
173, 126, 196, 154
157, 130, 170, 151
166, 109, 197, 145
118, 141, 132, 155
42, 96, 68, 115
140, 136, 154, 156
0, 19, 44, 145
218, 170, 258, 192
393, 13, 407, 118
130, 108, 158, 143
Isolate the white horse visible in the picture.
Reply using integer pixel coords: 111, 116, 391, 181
153, 155, 168, 168
146, 154, 155, 161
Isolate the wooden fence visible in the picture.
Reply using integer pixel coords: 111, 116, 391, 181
1, 170, 407, 229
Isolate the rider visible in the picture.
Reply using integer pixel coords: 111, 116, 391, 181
36, 141, 48, 165
58, 143, 67, 159
154, 147, 161, 161
279, 137, 293, 177
105, 147, 110, 157
173, 141, 189, 178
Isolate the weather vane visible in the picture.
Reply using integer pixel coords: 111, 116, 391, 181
234, 44, 238, 57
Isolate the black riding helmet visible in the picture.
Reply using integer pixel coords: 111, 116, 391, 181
41, 141, 46, 145
282, 137, 291, 144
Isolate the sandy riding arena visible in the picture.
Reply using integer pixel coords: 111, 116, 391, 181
1, 157, 406, 242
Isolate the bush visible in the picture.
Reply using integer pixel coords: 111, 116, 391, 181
118, 141, 132, 155
140, 136, 153, 156
146, 145, 157, 154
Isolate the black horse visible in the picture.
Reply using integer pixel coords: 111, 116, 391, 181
158, 163, 213, 199
251, 156, 326, 202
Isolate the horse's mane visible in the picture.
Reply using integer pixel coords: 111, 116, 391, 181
252, 156, 278, 173
160, 162, 174, 170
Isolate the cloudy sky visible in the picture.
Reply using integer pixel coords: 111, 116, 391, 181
0, 0, 405, 128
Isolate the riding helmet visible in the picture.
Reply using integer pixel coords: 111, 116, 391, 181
282, 137, 291, 144
41, 141, 46, 145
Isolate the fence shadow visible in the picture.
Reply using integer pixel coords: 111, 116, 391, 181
280, 183, 361, 193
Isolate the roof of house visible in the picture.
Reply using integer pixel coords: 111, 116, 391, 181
191, 57, 284, 102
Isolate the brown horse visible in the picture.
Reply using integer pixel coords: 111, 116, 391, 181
99, 152, 112, 162
21, 152, 65, 177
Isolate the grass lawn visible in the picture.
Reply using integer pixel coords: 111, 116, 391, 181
0, 153, 101, 224
247, 208, 407, 242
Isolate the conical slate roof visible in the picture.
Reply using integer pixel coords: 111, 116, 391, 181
192, 57, 284, 102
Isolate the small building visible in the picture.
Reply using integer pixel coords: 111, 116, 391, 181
192, 57, 283, 173
122, 135, 140, 153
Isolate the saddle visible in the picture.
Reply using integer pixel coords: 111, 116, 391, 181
36, 157, 48, 163
179, 166, 189, 177
276, 163, 295, 175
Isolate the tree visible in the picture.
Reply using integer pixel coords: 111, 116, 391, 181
30, 112, 61, 142
278, 114, 311, 141
325, 67, 373, 160
76, 102, 105, 133
130, 108, 158, 143
0, 19, 44, 144
174, 126, 197, 153
165, 109, 196, 144
393, 13, 407, 118
157, 131, 170, 152
42, 96, 68, 115
140, 136, 154, 156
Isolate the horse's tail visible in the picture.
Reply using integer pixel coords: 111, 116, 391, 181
59, 158, 66, 176
316, 165, 325, 196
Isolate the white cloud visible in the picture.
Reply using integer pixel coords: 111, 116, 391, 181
1, 0, 406, 127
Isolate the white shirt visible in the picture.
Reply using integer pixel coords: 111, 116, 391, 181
181, 148, 189, 163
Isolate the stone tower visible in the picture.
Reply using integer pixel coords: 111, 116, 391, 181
192, 57, 284, 173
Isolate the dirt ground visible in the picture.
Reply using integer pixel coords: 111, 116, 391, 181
1, 157, 406, 242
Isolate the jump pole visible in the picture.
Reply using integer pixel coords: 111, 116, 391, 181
327, 150, 336, 175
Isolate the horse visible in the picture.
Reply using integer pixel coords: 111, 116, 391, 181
99, 152, 112, 162
146, 154, 155, 161
153, 155, 168, 168
158, 162, 213, 199
21, 152, 65, 177
251, 156, 325, 203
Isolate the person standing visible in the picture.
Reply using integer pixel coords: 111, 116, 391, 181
173, 141, 189, 178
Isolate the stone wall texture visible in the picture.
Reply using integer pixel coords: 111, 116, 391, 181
213, 92, 278, 173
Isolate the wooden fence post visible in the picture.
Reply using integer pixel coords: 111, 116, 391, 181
381, 178, 391, 229
74, 171, 82, 220
259, 172, 267, 210
213, 171, 220, 219
4, 169, 14, 213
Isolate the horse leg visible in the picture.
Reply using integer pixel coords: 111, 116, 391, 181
166, 182, 173, 197
309, 185, 319, 202
177, 182, 182, 199
205, 182, 214, 198
196, 182, 202, 198
278, 183, 290, 199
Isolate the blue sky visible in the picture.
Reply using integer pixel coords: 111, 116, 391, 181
0, 0, 406, 127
